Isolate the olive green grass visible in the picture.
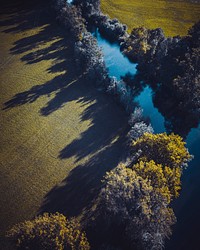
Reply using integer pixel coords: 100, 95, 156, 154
101, 0, 200, 37
0, 0, 128, 249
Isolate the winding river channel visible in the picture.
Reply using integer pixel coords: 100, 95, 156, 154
94, 30, 200, 249
66, 0, 200, 248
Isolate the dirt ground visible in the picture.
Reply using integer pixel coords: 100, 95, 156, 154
0, 0, 128, 248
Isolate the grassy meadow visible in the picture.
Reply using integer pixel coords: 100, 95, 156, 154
0, 0, 128, 248
101, 0, 200, 36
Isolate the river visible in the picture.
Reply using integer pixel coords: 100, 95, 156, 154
94, 29, 200, 250
66, 0, 200, 248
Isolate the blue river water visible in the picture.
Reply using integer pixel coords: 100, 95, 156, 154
66, 0, 200, 246
94, 30, 200, 249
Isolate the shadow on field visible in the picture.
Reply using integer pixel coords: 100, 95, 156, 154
2, 0, 80, 115
0, 0, 48, 33
1, 0, 129, 225
2, 0, 128, 158
39, 131, 127, 218
59, 95, 128, 161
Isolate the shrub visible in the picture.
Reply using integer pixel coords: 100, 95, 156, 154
128, 121, 154, 141
74, 32, 108, 83
73, 0, 101, 18
128, 107, 144, 126
6, 213, 90, 250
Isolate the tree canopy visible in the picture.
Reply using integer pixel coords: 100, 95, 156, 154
100, 163, 176, 250
6, 213, 90, 250
132, 132, 192, 169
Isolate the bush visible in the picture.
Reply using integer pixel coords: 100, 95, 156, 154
128, 121, 154, 141
74, 32, 108, 83
128, 107, 144, 126
6, 213, 90, 250
73, 0, 101, 18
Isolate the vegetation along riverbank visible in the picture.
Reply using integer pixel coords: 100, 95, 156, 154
1, 0, 199, 249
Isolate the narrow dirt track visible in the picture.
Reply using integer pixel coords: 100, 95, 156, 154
0, 0, 128, 247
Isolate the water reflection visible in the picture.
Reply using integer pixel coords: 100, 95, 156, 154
135, 86, 165, 133
94, 30, 137, 80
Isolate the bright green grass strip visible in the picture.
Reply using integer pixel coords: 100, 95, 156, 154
101, 0, 200, 36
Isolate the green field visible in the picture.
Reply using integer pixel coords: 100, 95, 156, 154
0, 0, 128, 248
101, 0, 200, 36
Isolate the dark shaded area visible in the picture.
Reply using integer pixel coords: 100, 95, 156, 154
39, 131, 127, 217
166, 134, 200, 250
0, 2, 131, 250
1, 1, 129, 249
152, 86, 200, 138
2, 0, 79, 115
59, 94, 128, 161
0, 0, 49, 33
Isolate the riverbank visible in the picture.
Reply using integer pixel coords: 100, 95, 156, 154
55, 1, 199, 249
0, 0, 128, 248
1, 0, 199, 249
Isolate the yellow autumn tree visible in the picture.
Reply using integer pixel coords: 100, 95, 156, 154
132, 160, 181, 202
100, 163, 176, 250
132, 132, 192, 170
6, 213, 90, 250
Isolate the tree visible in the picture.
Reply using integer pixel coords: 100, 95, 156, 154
132, 160, 181, 202
73, 0, 100, 17
74, 31, 108, 83
6, 213, 90, 250
128, 121, 154, 141
132, 132, 192, 169
54, 0, 86, 41
100, 163, 176, 250
188, 20, 200, 48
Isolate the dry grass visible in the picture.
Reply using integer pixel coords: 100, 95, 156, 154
101, 0, 200, 36
0, 0, 128, 248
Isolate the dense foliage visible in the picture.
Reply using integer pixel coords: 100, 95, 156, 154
96, 132, 192, 249
128, 107, 154, 141
52, 2, 195, 249
122, 21, 200, 137
73, 0, 100, 18
74, 32, 108, 83
55, 0, 85, 40
100, 163, 176, 250
133, 160, 180, 202
6, 213, 90, 250
132, 132, 192, 169
54, 0, 110, 85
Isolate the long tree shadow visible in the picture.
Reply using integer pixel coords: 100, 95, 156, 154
2, 0, 130, 236
0, 0, 50, 33
58, 90, 129, 161
38, 129, 128, 218
2, 0, 129, 160
2, 0, 84, 114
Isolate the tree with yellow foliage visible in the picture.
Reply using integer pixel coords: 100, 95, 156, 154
100, 163, 176, 250
132, 160, 181, 202
6, 213, 90, 250
132, 132, 192, 170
